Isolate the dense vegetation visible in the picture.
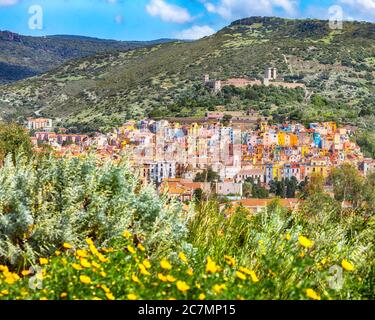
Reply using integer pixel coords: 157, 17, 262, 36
0, 30, 172, 84
150, 84, 306, 121
0, 17, 374, 133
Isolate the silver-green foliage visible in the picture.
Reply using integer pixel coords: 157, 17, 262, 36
0, 153, 187, 267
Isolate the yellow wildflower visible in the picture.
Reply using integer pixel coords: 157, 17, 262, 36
72, 263, 83, 271
249, 270, 259, 283
166, 275, 176, 283
206, 256, 219, 274
106, 292, 115, 300
342, 259, 355, 271
299, 251, 305, 258
186, 268, 194, 276
101, 284, 110, 293
123, 230, 132, 238
79, 275, 91, 284
92, 297, 102, 300
127, 245, 136, 254
132, 273, 141, 284
39, 258, 48, 265
89, 244, 100, 256
40, 297, 48, 300
76, 249, 88, 258
298, 235, 314, 249
137, 243, 146, 252
0, 265, 9, 272
224, 255, 236, 266
139, 264, 151, 276
92, 261, 101, 269
128, 294, 137, 300
1, 290, 9, 295
97, 254, 109, 263
55, 250, 61, 256
80, 258, 91, 268
142, 259, 151, 269
306, 288, 321, 300
198, 293, 206, 300
63, 243, 73, 249
160, 259, 172, 270
236, 271, 247, 280
21, 270, 30, 276
85, 238, 94, 246
158, 273, 167, 282
285, 233, 291, 241
239, 267, 259, 283
213, 284, 226, 294
176, 281, 190, 292
60, 292, 68, 299
178, 252, 188, 263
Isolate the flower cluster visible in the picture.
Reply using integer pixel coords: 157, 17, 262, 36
0, 229, 360, 300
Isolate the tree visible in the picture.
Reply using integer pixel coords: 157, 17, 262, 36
331, 164, 366, 209
286, 176, 298, 198
244, 177, 269, 199
221, 114, 232, 126
193, 188, 203, 203
303, 173, 325, 198
194, 169, 220, 183
0, 123, 32, 164
243, 180, 253, 198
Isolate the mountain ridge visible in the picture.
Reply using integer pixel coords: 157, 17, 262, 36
0, 30, 175, 83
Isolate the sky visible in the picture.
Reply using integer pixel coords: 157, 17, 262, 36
0, 0, 374, 41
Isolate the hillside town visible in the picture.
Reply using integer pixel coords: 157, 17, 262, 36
27, 115, 375, 207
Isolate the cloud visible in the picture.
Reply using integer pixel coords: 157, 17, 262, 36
203, 0, 298, 20
340, 0, 375, 10
146, 0, 192, 23
339, 0, 375, 20
0, 0, 20, 6
174, 25, 215, 40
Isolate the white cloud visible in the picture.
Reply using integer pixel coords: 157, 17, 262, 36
340, 0, 375, 10
339, 0, 375, 20
203, 0, 298, 20
174, 25, 215, 39
0, 0, 20, 6
146, 0, 192, 23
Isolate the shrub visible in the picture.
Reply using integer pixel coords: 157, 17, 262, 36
0, 154, 188, 269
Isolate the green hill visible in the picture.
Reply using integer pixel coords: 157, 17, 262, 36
0, 17, 374, 132
0, 30, 173, 84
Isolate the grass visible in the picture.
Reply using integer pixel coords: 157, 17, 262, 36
1, 198, 373, 300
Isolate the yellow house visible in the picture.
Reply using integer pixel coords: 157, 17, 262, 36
301, 146, 309, 157
189, 123, 200, 136
260, 122, 268, 131
278, 132, 286, 146
272, 164, 282, 180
